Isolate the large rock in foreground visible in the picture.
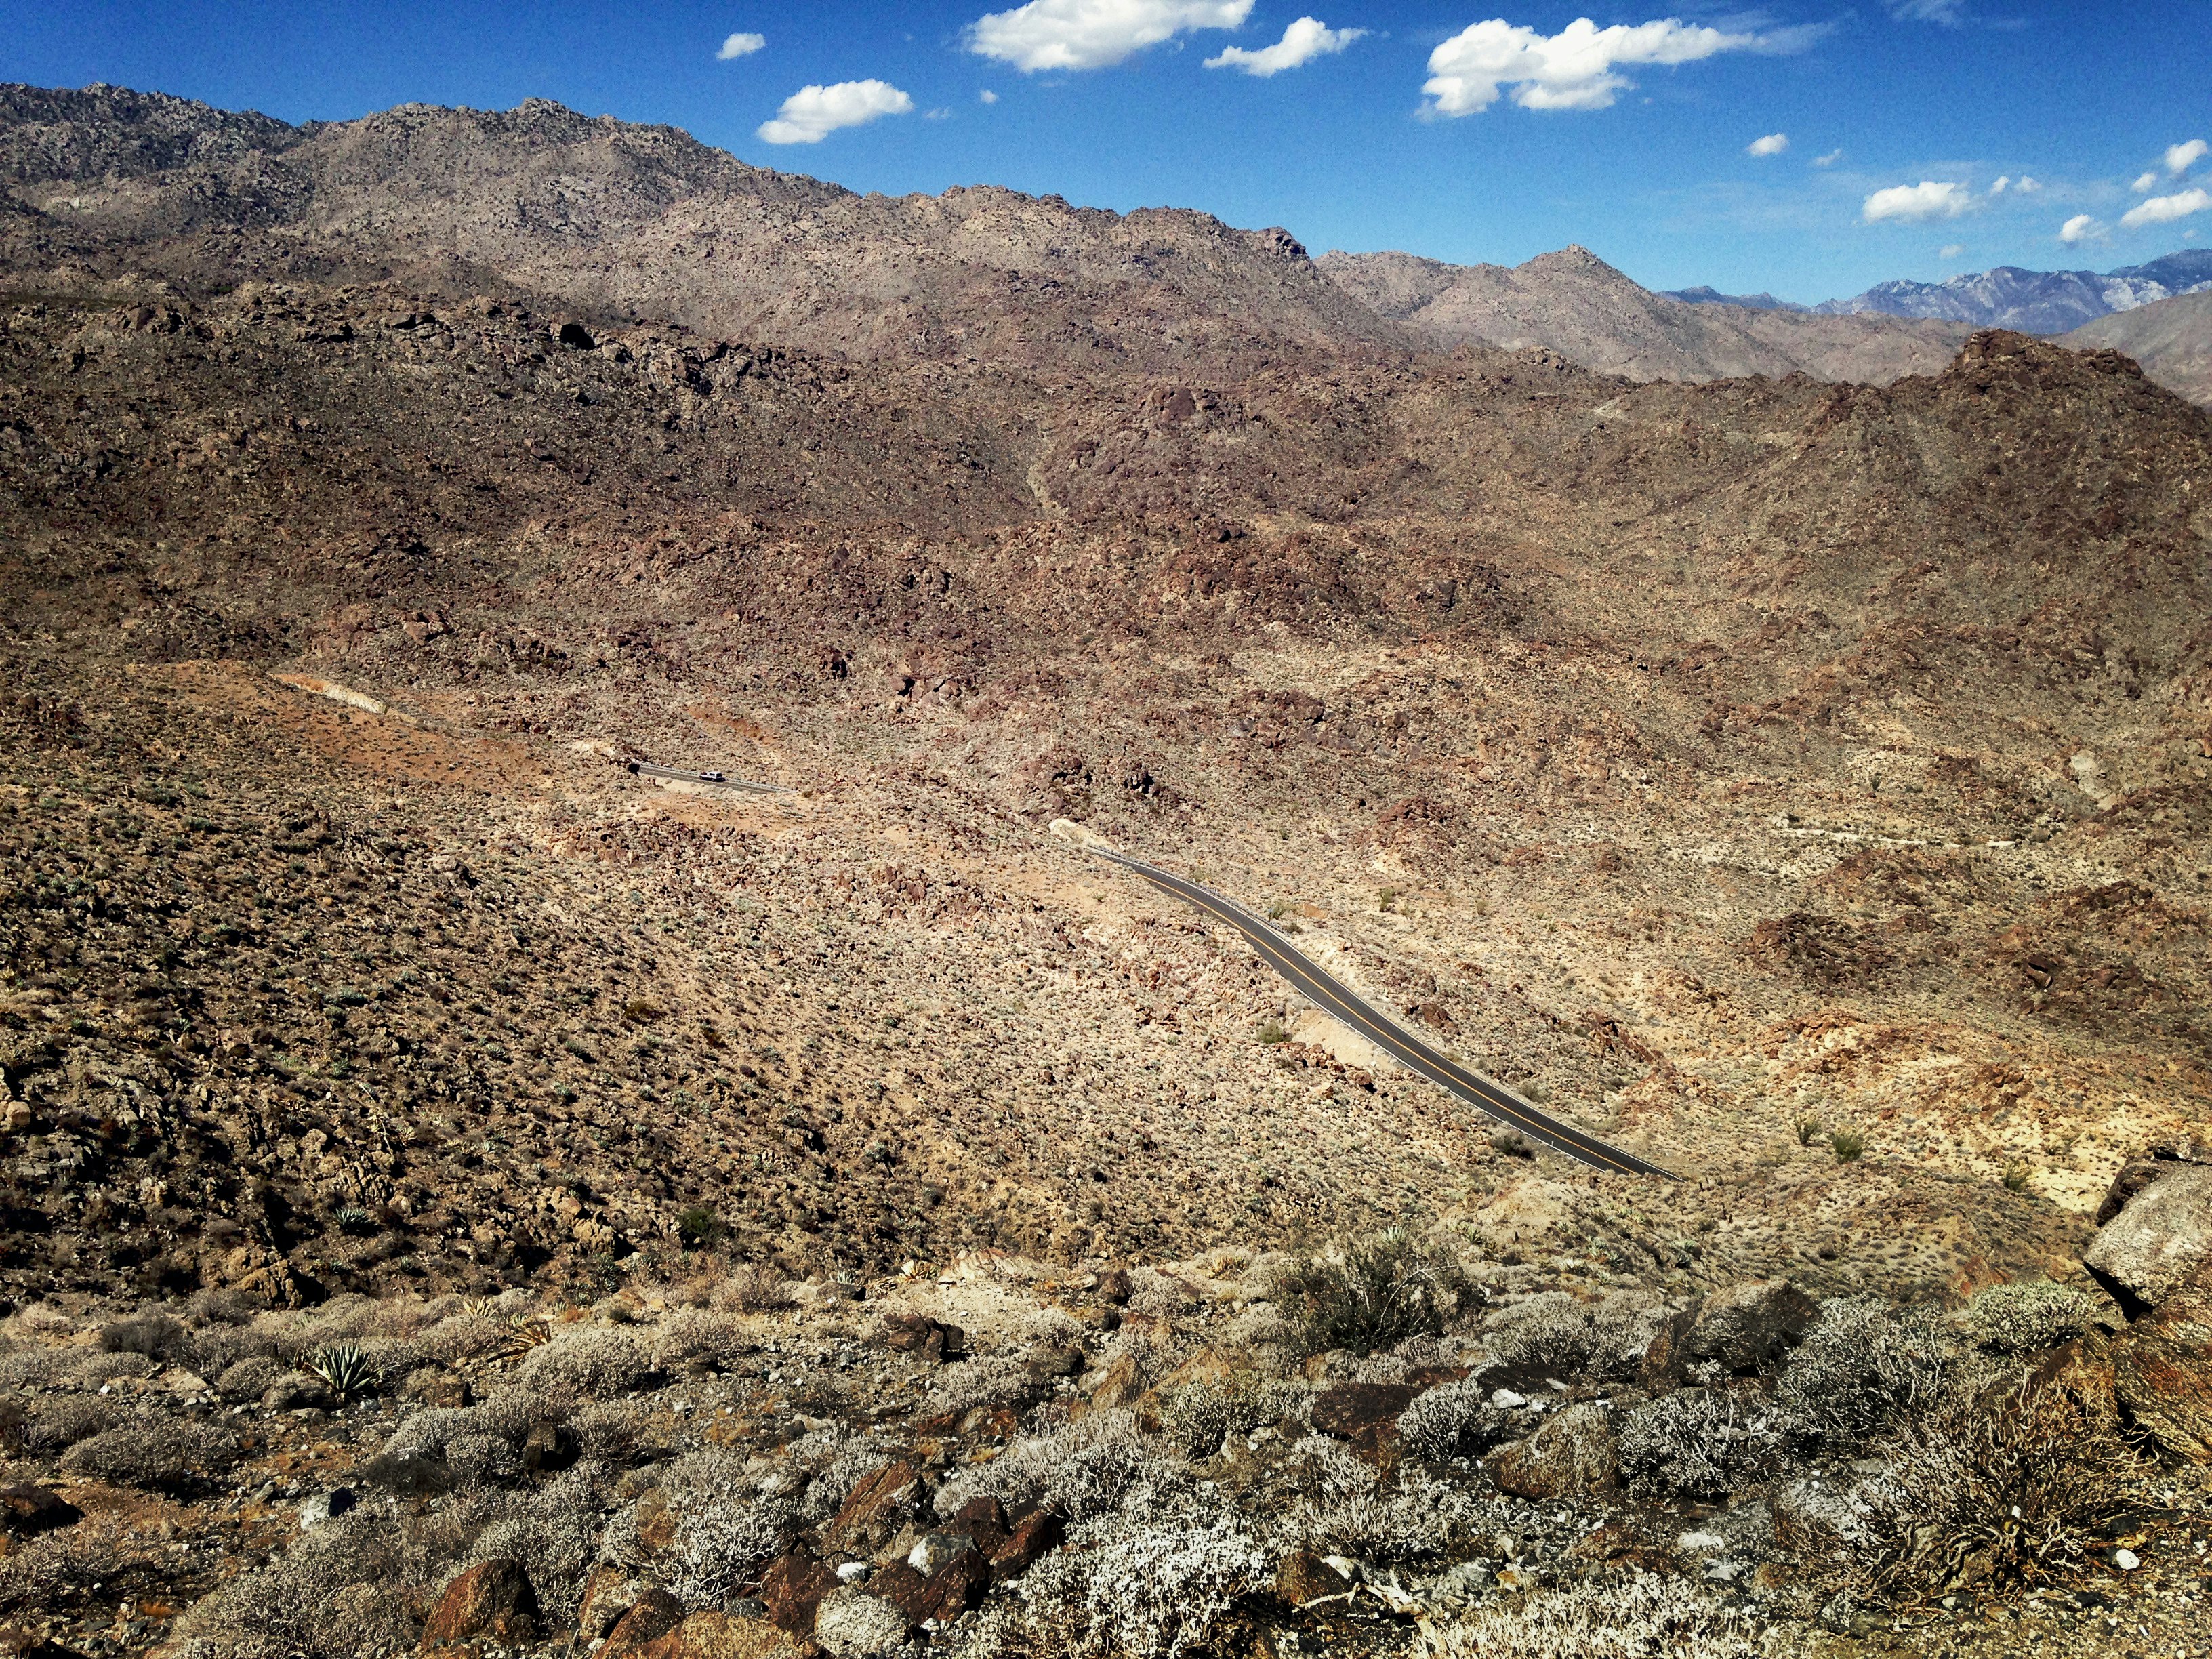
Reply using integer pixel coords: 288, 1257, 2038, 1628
2086, 1163, 2212, 1316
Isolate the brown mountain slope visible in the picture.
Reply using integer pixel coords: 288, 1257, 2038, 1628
2062, 287, 2212, 406
0, 83, 1404, 371
1319, 245, 1975, 384
3, 268, 2209, 1302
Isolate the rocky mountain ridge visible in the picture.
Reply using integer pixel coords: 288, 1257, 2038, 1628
1814, 250, 2212, 333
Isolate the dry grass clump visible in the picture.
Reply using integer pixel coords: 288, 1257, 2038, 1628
936, 1410, 1191, 1525
1273, 1228, 1477, 1358
963, 1514, 1268, 1659
1618, 1387, 1782, 1502
1417, 1573, 1773, 1659
510, 1328, 657, 1402
1157, 1376, 1305, 1459
60, 1418, 232, 1492
708, 1261, 796, 1313
1272, 1433, 1489, 1563
1826, 1374, 2152, 1601
1480, 1290, 1671, 1381
171, 1502, 421, 1659
1768, 1298, 1961, 1456
1397, 1376, 1515, 1463
1964, 1280, 2100, 1357
466, 1462, 617, 1620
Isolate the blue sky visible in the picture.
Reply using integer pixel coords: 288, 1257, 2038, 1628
4, 1, 2208, 303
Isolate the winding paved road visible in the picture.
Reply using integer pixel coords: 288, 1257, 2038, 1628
628, 762, 792, 794
1092, 848, 1676, 1180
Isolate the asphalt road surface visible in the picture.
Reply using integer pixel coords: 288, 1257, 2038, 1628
1093, 848, 1676, 1180
628, 762, 792, 794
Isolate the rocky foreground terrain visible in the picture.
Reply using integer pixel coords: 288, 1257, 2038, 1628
1, 81, 2210, 1659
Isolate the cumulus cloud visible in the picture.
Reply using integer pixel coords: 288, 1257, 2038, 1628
1746, 131, 1787, 157
1939, 243, 1965, 258
756, 79, 914, 144
2059, 213, 2103, 245
966, 0, 1252, 72
2133, 171, 2160, 193
1814, 148, 1843, 167
980, 88, 1000, 102
2013, 176, 2038, 192
717, 32, 766, 60
1422, 16, 1765, 116
2168, 138, 2209, 175
1862, 180, 1973, 223
1988, 173, 2008, 193
2121, 188, 2211, 229
1204, 16, 1365, 75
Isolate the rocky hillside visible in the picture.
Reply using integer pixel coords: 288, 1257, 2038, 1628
0, 84, 1401, 373
1317, 246, 1974, 384
2063, 287, 2212, 405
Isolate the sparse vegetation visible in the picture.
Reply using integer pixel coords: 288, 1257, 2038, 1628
1830, 1127, 1866, 1162
1794, 1113, 1822, 1147
1273, 1227, 1477, 1357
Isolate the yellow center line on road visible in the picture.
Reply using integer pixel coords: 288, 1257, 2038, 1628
1096, 849, 1675, 1181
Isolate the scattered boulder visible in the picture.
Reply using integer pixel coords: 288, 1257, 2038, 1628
2085, 1164, 2212, 1317
635, 1610, 808, 1659
420, 1558, 539, 1650
1276, 1550, 1353, 1607
398, 1366, 470, 1408
1647, 1280, 1818, 1382
0, 1486, 80, 1536
1490, 1402, 1620, 1500
872, 1314, 964, 1364
577, 1568, 651, 1641
822, 1460, 928, 1553
600, 1589, 687, 1659
521, 1420, 579, 1473
2112, 1284, 2212, 1461
1310, 1381, 1421, 1459
633, 1487, 680, 1557
759, 1550, 841, 1633
987, 1508, 1065, 1581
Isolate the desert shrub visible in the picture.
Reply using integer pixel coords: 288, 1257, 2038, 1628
510, 1329, 657, 1402
466, 1462, 615, 1620
792, 1425, 893, 1523
963, 1513, 1269, 1659
651, 1310, 752, 1372
571, 1397, 670, 1466
708, 1263, 794, 1313
100, 1313, 193, 1363
1418, 1572, 1766, 1659
168, 1502, 419, 1659
24, 1393, 112, 1452
1770, 1298, 1960, 1456
1126, 1270, 1200, 1319
70, 1350, 159, 1385
1618, 1388, 1782, 1501
1481, 1289, 1670, 1382
936, 1410, 1191, 1525
414, 1311, 513, 1366
186, 1287, 262, 1326
1965, 1280, 2099, 1357
639, 1448, 798, 1607
1158, 1376, 1304, 1459
1273, 1229, 1477, 1358
1825, 1373, 2151, 1600
1397, 1376, 1515, 1463
0, 1349, 68, 1386
924, 1353, 1041, 1419
60, 1420, 230, 1491
1273, 1434, 1488, 1563
192, 1324, 282, 1377
445, 1433, 520, 1485
1830, 1128, 1866, 1163
215, 1356, 287, 1402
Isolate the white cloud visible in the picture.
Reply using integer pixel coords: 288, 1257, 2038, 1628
1746, 131, 1787, 157
2168, 138, 2209, 175
979, 88, 1000, 102
2121, 188, 2211, 229
1422, 16, 1763, 116
966, 0, 1252, 72
1888, 0, 1966, 22
2059, 213, 2103, 245
1204, 15, 1365, 75
717, 31, 765, 60
2013, 176, 2038, 192
1862, 180, 1973, 223
2133, 171, 2160, 193
1988, 174, 2008, 194
1939, 243, 1965, 258
1814, 148, 1843, 167
756, 79, 914, 144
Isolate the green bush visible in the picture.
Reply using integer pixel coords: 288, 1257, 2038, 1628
676, 1206, 726, 1249
1830, 1128, 1866, 1162
1273, 1228, 1477, 1357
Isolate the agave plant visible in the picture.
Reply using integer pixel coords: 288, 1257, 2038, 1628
498, 1315, 553, 1359
303, 1342, 377, 1399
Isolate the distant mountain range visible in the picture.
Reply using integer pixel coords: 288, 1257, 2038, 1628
1668, 251, 2212, 335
